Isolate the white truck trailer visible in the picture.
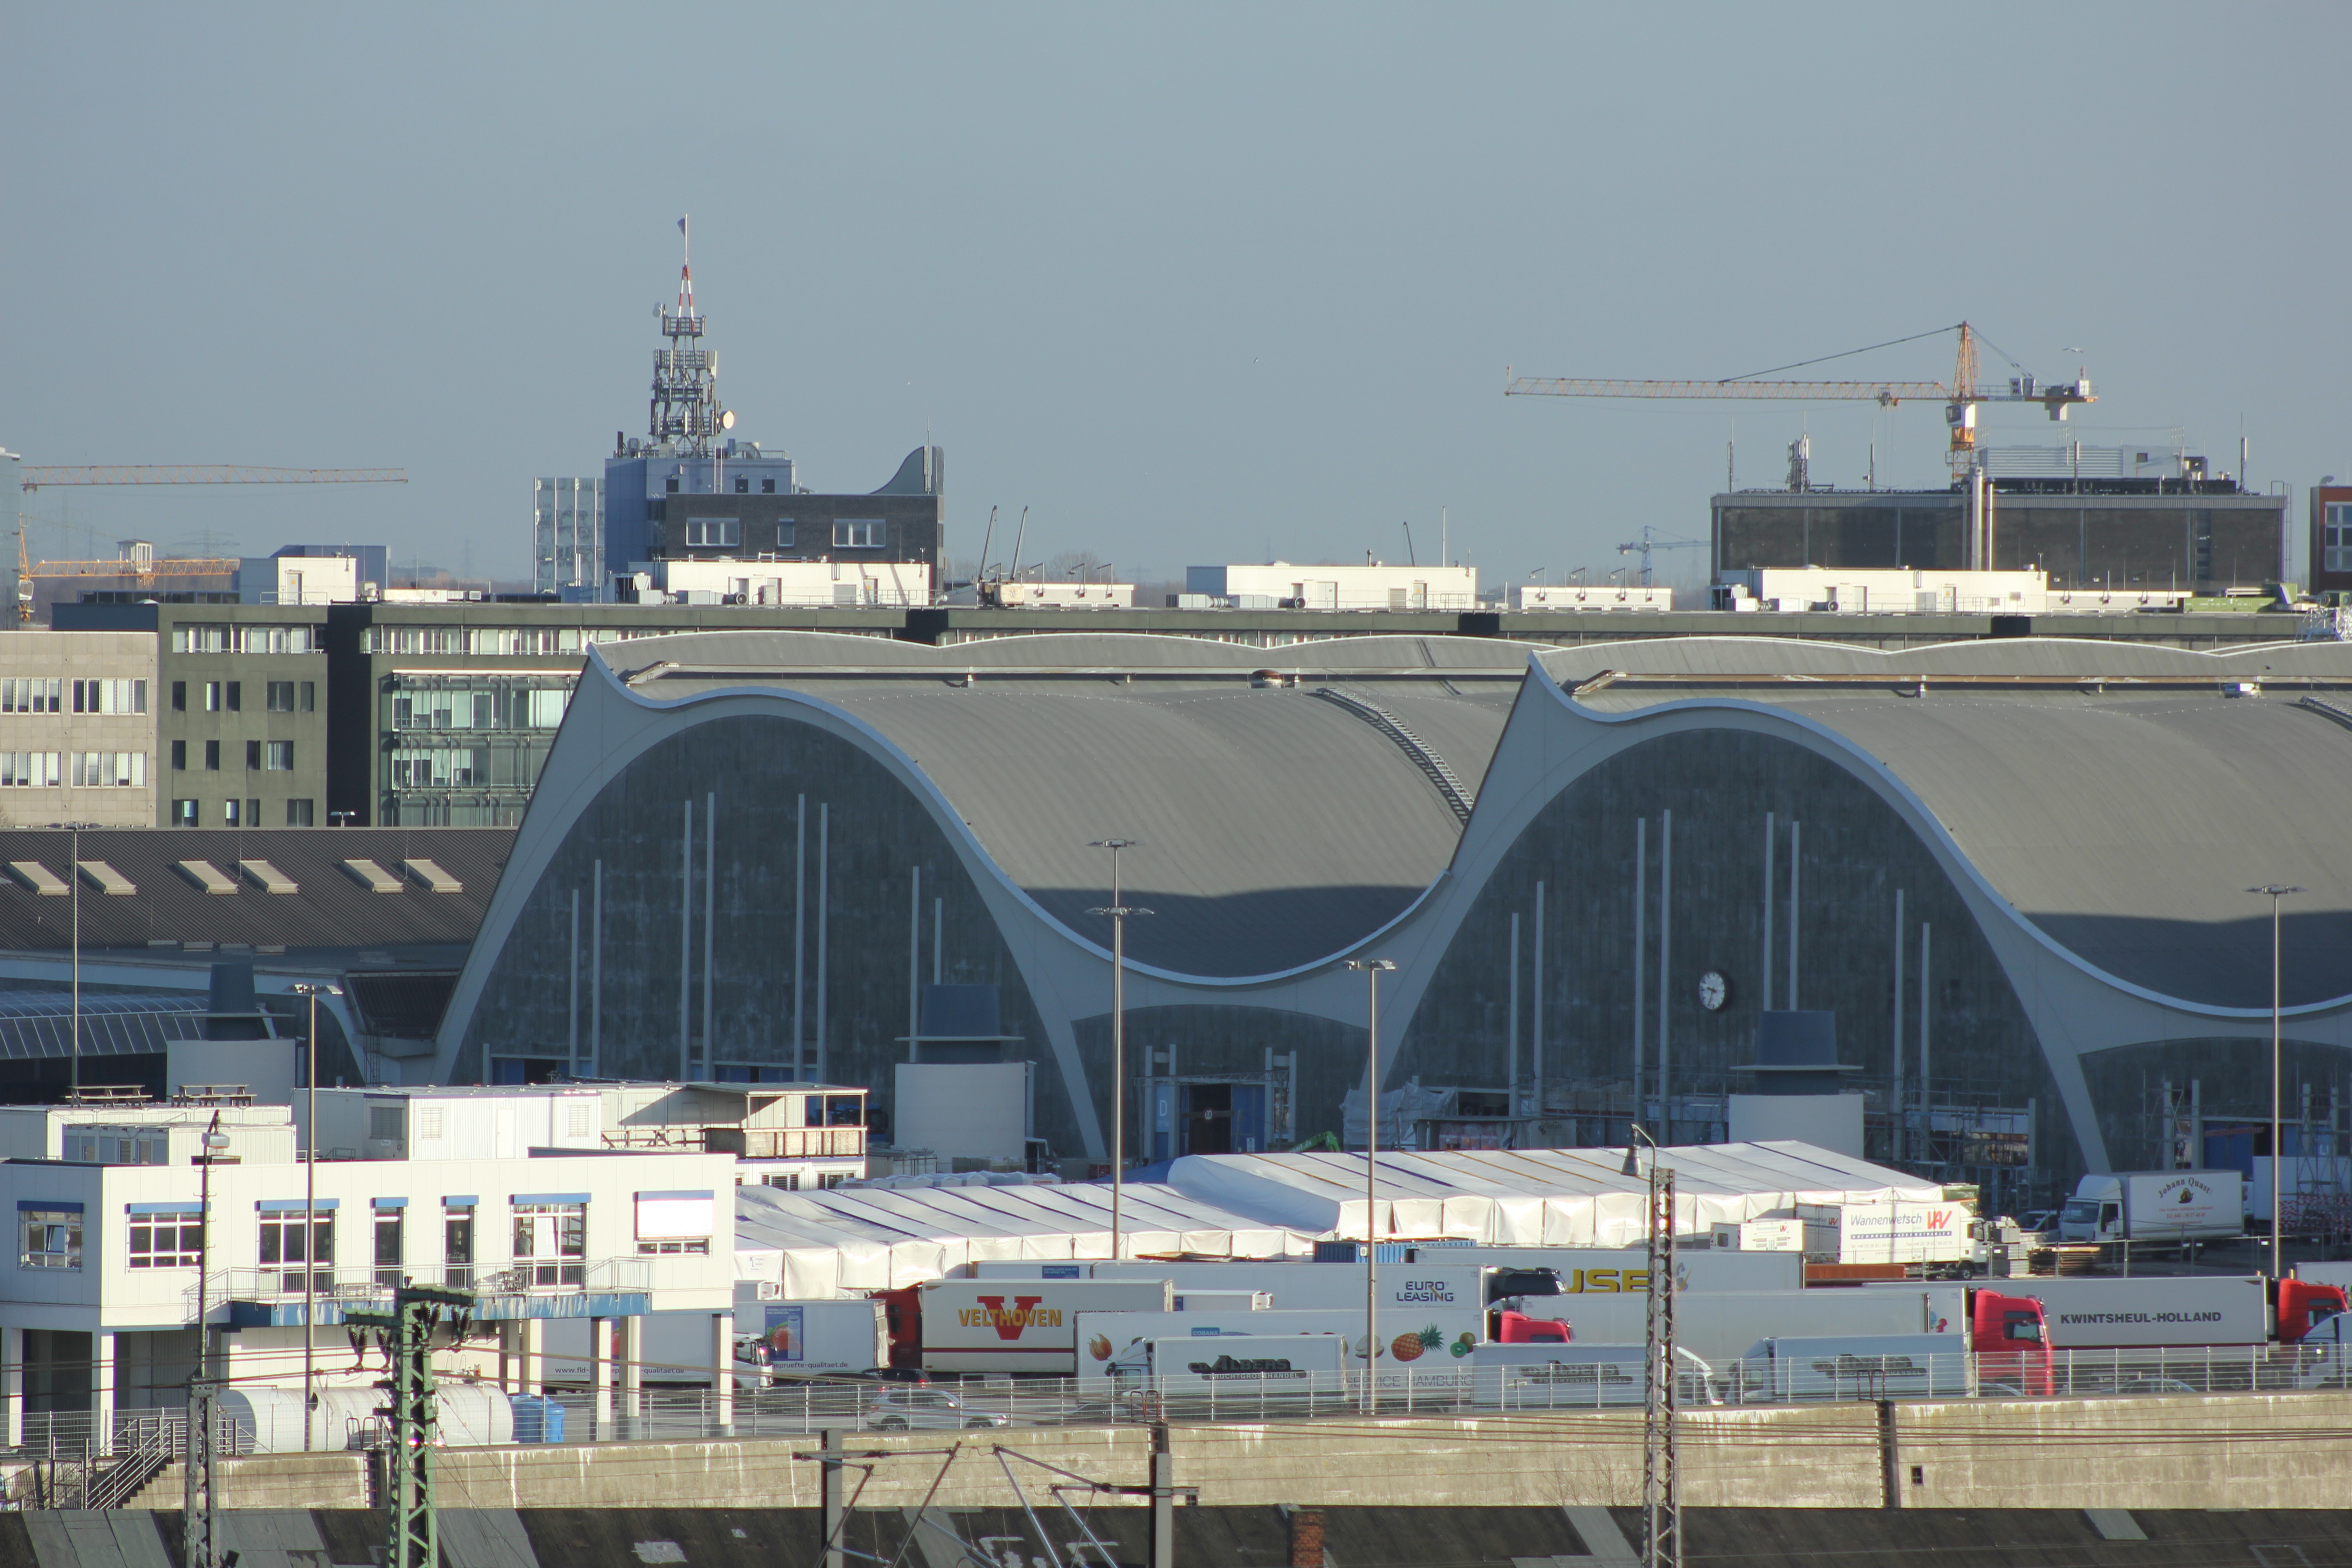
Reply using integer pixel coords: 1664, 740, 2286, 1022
1531, 1289, 1955, 1366
1736, 1335, 1975, 1401
918, 1278, 1176, 1374
1464, 1342, 1722, 1409
1103, 1333, 1353, 1414
1074, 1304, 1485, 1387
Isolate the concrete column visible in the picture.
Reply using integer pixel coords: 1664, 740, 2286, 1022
2, 1325, 21, 1449
93, 1331, 115, 1455
517, 1318, 542, 1397
618, 1315, 642, 1438
496, 1322, 512, 1394
589, 1317, 611, 1436
819, 1429, 848, 1568
710, 1312, 734, 1435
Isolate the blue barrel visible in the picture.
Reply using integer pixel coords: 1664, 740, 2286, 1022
510, 1394, 565, 1444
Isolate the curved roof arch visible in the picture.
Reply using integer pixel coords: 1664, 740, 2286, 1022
1531, 637, 2352, 1013
598, 630, 1526, 980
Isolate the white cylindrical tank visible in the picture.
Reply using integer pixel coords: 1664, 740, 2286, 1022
218, 1384, 513, 1453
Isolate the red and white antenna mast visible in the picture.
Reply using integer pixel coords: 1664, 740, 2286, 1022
649, 215, 728, 455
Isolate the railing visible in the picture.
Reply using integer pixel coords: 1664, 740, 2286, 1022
188, 1256, 660, 1318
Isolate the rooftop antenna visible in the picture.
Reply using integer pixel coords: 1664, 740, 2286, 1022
651, 216, 730, 457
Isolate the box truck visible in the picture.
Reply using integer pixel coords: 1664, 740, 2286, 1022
1104, 1333, 1353, 1414
2013, 1275, 2346, 1350
1464, 1342, 1723, 1409
2056, 1171, 2244, 1246
1073, 1304, 1490, 1387
917, 1278, 1176, 1374
740, 1298, 892, 1382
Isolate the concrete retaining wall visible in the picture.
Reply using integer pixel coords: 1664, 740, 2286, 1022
125, 1392, 2352, 1513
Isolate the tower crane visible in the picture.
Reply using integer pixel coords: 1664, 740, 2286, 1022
1504, 322, 2092, 475
1616, 525, 1708, 588
1505, 323, 2091, 573
11, 462, 406, 620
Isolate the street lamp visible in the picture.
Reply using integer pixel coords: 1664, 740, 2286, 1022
46, 822, 97, 1101
2248, 886, 2303, 1280
1087, 840, 1150, 1261
289, 981, 343, 1449
1345, 957, 1396, 1415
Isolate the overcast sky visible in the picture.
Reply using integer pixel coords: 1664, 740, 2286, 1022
4, 4, 2344, 587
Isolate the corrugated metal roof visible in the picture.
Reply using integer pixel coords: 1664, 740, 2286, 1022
603, 632, 1524, 975
0, 828, 513, 956
1539, 637, 2352, 1007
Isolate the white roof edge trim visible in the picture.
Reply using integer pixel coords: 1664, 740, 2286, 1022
609, 674, 1459, 987
1539, 673, 2351, 1020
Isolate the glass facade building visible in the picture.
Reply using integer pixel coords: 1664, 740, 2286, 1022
532, 478, 603, 595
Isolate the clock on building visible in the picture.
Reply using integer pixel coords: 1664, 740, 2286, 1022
1697, 971, 1729, 1011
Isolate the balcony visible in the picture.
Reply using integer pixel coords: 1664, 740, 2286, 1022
602, 1125, 864, 1159
195, 1256, 656, 1327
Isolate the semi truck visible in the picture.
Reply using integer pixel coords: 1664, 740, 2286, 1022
1104, 1333, 1353, 1413
1534, 1286, 2048, 1371
967, 1259, 1558, 1313
2009, 1274, 2346, 1350
912, 1278, 1176, 1374
2056, 1171, 2244, 1246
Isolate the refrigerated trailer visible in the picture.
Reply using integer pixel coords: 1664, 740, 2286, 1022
2011, 1275, 2346, 1350
916, 1278, 1176, 1374
1073, 1304, 1490, 1386
1537, 1286, 2047, 1372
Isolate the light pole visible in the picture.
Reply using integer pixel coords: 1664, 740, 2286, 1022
48, 822, 96, 1101
1087, 840, 1149, 1261
2248, 886, 2303, 1280
184, 1112, 229, 1568
289, 982, 342, 1449
1345, 957, 1396, 1415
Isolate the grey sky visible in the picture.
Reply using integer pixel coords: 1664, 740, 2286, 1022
5, 4, 2345, 587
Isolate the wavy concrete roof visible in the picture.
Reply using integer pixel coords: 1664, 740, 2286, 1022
1536, 637, 2352, 1009
604, 631, 1524, 978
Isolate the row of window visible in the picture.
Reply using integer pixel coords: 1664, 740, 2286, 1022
169, 799, 316, 826
170, 679, 314, 714
168, 740, 295, 770
679, 519, 883, 550
389, 747, 488, 789
170, 625, 321, 655
22, 1194, 711, 1274
0, 679, 149, 715
2324, 503, 2352, 573
362, 626, 677, 654
0, 752, 148, 788
389, 688, 569, 731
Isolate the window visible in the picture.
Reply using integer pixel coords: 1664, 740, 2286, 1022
172, 625, 317, 655
2328, 504, 2352, 573
685, 518, 740, 548
566, 1102, 592, 1138
225, 681, 241, 712
266, 681, 295, 713
2, 679, 60, 713
245, 740, 261, 771
443, 1203, 475, 1289
71, 752, 146, 788
417, 1108, 444, 1138
526, 689, 569, 728
373, 1207, 404, 1288
665, 476, 681, 493
172, 681, 186, 712
733, 475, 750, 494
19, 1205, 82, 1270
761, 477, 777, 495
763, 1172, 801, 1191
70, 679, 144, 714
286, 799, 314, 827
821, 1172, 850, 1190
369, 1106, 405, 1142
257, 1209, 333, 1294
247, 797, 261, 825
512, 1201, 586, 1286
265, 741, 294, 771
128, 1210, 202, 1269
204, 740, 220, 771
389, 747, 485, 788
171, 740, 186, 771
223, 799, 241, 827
776, 521, 797, 548
0, 753, 61, 788
204, 682, 221, 713
833, 519, 883, 549
634, 1190, 714, 1256
172, 799, 198, 826
300, 681, 315, 712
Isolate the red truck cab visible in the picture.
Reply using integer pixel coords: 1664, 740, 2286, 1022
1970, 1289, 2053, 1396
2276, 1279, 2350, 1343
1493, 1309, 1571, 1344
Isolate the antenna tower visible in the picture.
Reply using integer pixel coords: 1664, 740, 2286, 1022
650, 216, 731, 455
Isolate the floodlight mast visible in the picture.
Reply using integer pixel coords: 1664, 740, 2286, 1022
1088, 840, 1150, 1260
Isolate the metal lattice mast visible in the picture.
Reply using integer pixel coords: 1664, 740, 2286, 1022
183, 1111, 225, 1568
1642, 1161, 1681, 1568
349, 1284, 474, 1568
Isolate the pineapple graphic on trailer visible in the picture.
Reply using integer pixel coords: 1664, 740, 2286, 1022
1390, 1325, 1445, 1363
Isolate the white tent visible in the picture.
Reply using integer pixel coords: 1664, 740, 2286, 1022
734, 1178, 1318, 1298
1166, 1141, 1945, 1250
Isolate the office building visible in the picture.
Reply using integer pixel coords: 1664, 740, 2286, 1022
533, 477, 604, 596
0, 631, 159, 828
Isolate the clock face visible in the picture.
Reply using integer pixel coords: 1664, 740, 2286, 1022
1698, 971, 1728, 1011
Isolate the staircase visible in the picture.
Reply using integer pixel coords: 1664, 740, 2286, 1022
1313, 686, 1478, 824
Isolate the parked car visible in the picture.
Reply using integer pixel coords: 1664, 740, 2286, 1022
863, 1386, 1010, 1431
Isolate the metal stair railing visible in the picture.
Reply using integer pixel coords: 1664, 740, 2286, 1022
86, 1414, 178, 1510
1313, 686, 1477, 823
